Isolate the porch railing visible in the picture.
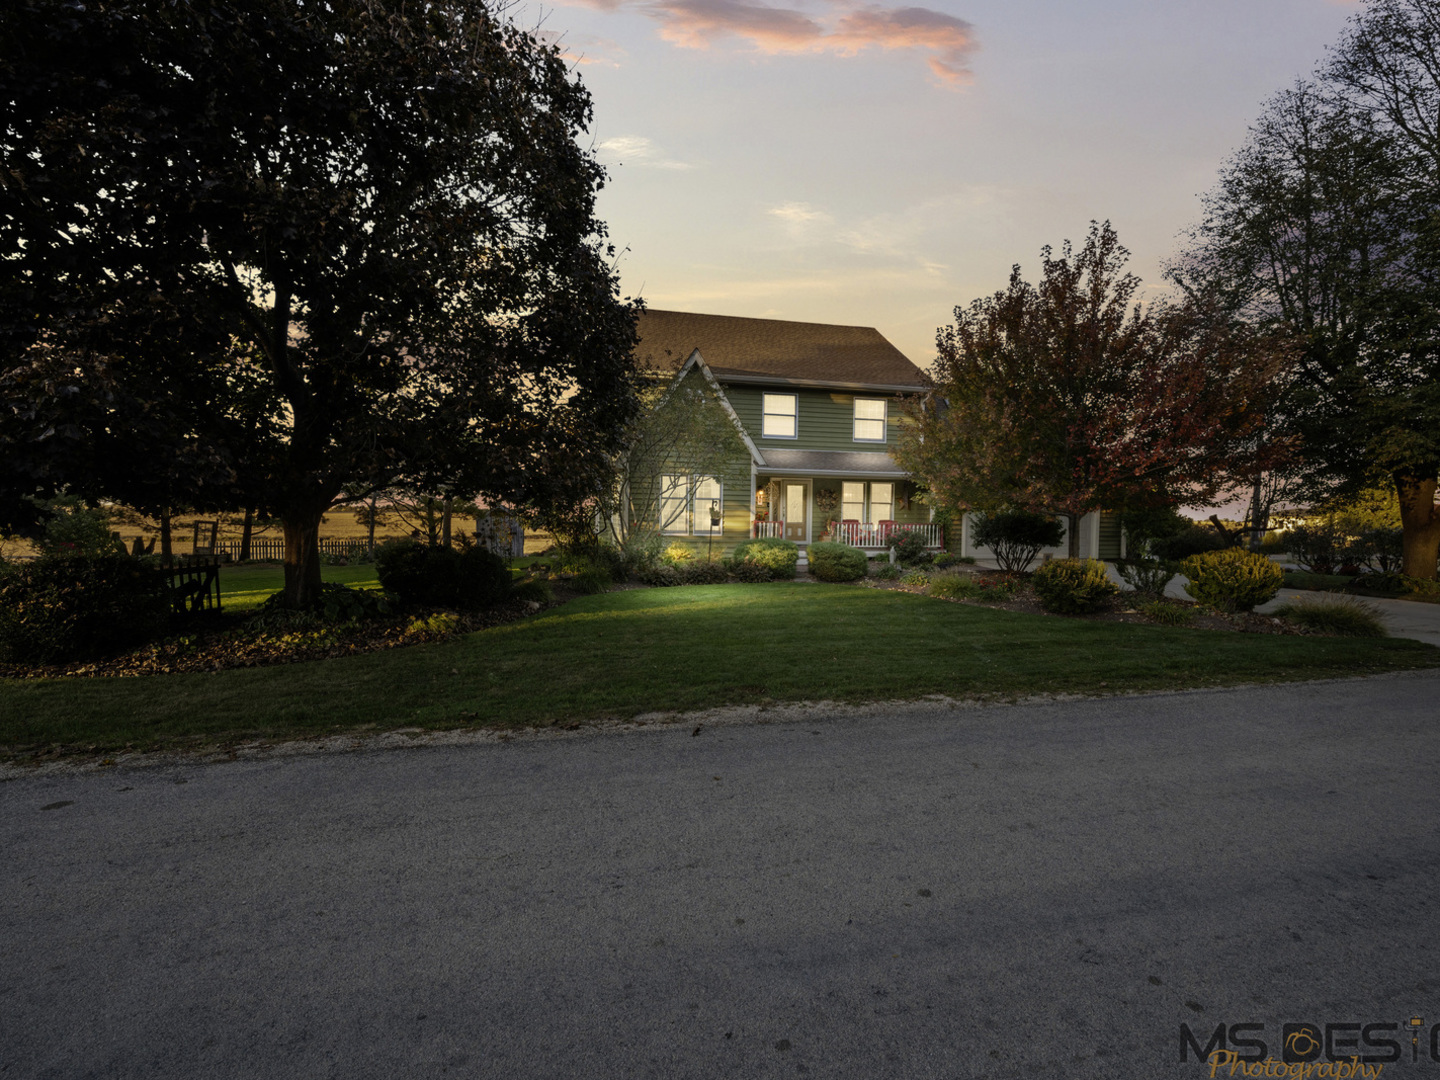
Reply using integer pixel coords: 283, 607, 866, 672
751, 520, 784, 539
830, 521, 945, 550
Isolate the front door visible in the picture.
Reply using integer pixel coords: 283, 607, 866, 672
782, 482, 807, 542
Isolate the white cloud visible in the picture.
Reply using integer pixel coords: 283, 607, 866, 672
597, 135, 697, 170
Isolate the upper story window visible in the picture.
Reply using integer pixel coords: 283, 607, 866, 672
762, 393, 798, 439
853, 397, 887, 442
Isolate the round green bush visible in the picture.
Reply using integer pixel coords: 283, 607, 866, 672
729, 538, 799, 579
0, 554, 170, 663
1181, 548, 1284, 613
1032, 558, 1119, 614
808, 541, 867, 582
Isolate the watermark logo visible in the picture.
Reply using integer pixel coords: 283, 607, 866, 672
1182, 1018, 1437, 1074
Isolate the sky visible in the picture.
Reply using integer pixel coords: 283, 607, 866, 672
529, 0, 1359, 369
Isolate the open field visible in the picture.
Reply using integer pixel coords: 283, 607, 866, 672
2, 583, 1435, 755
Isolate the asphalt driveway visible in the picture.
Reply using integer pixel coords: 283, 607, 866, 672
3, 673, 1438, 1079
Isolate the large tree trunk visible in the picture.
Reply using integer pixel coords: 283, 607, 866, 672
159, 507, 172, 563
1067, 513, 1080, 559
282, 509, 325, 608
1248, 474, 1267, 551
1395, 472, 1440, 580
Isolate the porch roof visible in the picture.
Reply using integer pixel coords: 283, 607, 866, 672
757, 449, 908, 478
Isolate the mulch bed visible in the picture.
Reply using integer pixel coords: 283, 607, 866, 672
857, 572, 1310, 635
0, 598, 553, 681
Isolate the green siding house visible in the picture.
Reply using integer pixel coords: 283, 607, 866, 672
632, 309, 1127, 564
633, 310, 939, 559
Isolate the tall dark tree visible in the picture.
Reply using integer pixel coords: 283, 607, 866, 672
1173, 3, 1440, 579
898, 222, 1288, 556
1, 0, 639, 605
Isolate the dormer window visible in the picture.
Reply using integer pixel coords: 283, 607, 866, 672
762, 393, 798, 438
853, 397, 887, 442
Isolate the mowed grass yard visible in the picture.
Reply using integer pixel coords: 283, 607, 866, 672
2, 582, 1436, 754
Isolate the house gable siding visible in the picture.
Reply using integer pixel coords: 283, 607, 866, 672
724, 385, 910, 454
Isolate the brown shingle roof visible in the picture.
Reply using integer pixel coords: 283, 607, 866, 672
634, 309, 928, 389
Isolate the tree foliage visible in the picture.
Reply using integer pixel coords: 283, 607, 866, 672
898, 222, 1289, 555
1, 0, 639, 604
1172, 0, 1440, 578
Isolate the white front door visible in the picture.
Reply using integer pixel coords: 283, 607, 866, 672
783, 483, 807, 542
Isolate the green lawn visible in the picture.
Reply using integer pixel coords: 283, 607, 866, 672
3, 583, 1435, 754
221, 562, 383, 612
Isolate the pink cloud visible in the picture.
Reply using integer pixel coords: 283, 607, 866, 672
564, 0, 977, 87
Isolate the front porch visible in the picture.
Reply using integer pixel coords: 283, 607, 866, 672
751, 519, 945, 551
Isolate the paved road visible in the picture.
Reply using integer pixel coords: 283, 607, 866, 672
4, 675, 1439, 1080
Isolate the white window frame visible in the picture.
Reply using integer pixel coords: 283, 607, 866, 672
841, 481, 866, 523
853, 397, 887, 443
660, 473, 689, 535
694, 475, 723, 535
869, 482, 894, 523
762, 393, 799, 439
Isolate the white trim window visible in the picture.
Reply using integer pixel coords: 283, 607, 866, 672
762, 393, 798, 439
694, 475, 723, 534
869, 482, 894, 523
660, 474, 689, 535
841, 481, 866, 522
853, 397, 887, 442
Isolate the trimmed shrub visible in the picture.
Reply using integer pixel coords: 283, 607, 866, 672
0, 554, 170, 663
1273, 593, 1388, 637
1140, 599, 1195, 626
887, 528, 929, 565
1032, 558, 1119, 614
375, 539, 510, 608
929, 574, 982, 600
871, 561, 902, 581
971, 511, 1064, 573
1116, 558, 1177, 599
681, 559, 729, 585
1150, 525, 1226, 562
726, 560, 775, 584
638, 563, 684, 587
510, 577, 553, 605
809, 541, 867, 582
729, 538, 799, 579
1181, 548, 1284, 612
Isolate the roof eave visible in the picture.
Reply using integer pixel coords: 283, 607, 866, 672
711, 372, 928, 394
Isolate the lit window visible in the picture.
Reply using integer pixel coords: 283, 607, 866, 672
870, 483, 894, 523
841, 481, 866, 522
694, 476, 722, 533
660, 474, 688, 534
853, 398, 887, 442
762, 393, 798, 438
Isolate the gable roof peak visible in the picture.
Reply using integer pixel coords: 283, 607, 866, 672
634, 308, 927, 390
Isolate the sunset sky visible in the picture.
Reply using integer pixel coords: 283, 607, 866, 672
535, 0, 1358, 368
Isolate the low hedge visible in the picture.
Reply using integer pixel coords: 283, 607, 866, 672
808, 542, 867, 582
0, 554, 171, 664
729, 538, 799, 579
1032, 558, 1118, 614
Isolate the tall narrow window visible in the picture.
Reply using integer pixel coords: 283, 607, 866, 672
660, 474, 688, 534
762, 393, 798, 438
694, 476, 722, 533
870, 483, 894, 523
853, 397, 887, 442
841, 481, 866, 522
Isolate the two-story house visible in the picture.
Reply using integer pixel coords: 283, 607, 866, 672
631, 309, 1125, 564
632, 309, 940, 560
